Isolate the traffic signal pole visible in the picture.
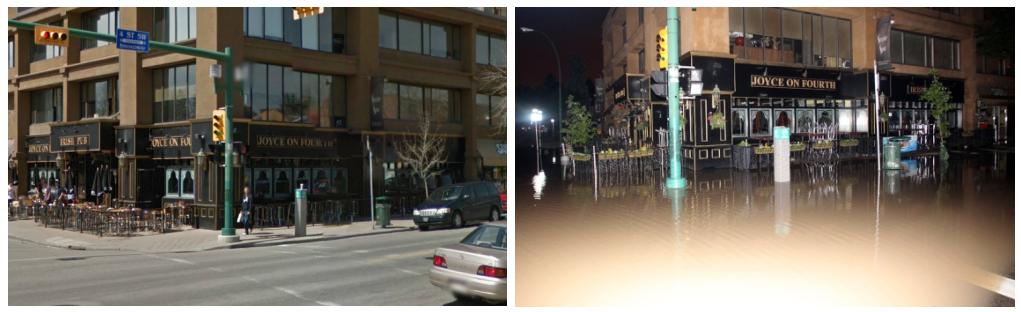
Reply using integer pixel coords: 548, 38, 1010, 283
665, 7, 687, 189
9, 19, 240, 242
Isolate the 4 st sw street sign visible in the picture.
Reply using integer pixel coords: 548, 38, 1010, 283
116, 28, 149, 53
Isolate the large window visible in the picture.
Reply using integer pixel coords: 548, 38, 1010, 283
154, 8, 196, 43
245, 8, 340, 53
476, 94, 503, 126
729, 8, 850, 68
80, 77, 118, 118
476, 31, 506, 66
8, 39, 13, 68
30, 21, 63, 62
379, 11, 460, 59
152, 63, 196, 123
165, 167, 194, 199
30, 87, 62, 124
978, 55, 1013, 76
81, 8, 119, 49
890, 29, 960, 70
243, 62, 346, 126
383, 82, 461, 122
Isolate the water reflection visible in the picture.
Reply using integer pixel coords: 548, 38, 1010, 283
517, 154, 1014, 306
532, 171, 546, 200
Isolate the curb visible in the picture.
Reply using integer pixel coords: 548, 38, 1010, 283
11, 224, 418, 253
205, 226, 417, 251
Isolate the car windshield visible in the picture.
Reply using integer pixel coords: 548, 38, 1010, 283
460, 224, 507, 250
429, 186, 462, 201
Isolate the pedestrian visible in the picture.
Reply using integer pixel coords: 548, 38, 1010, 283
241, 186, 254, 235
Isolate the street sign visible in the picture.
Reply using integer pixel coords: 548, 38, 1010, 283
116, 28, 149, 53
209, 64, 222, 79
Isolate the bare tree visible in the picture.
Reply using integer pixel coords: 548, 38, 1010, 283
394, 118, 447, 197
478, 66, 507, 135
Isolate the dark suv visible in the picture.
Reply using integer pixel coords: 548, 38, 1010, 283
413, 181, 503, 231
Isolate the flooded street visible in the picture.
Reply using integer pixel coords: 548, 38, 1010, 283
516, 153, 1014, 307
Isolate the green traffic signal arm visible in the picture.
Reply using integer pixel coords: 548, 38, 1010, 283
9, 19, 229, 61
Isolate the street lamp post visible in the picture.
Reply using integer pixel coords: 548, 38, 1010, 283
531, 109, 544, 173
520, 27, 562, 143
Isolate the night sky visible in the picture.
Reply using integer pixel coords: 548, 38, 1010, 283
516, 7, 609, 88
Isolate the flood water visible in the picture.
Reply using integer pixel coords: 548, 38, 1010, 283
516, 153, 1014, 307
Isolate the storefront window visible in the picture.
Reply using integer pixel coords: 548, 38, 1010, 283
254, 168, 272, 200
312, 168, 330, 194
750, 109, 771, 136
837, 109, 854, 133
274, 168, 291, 200
81, 8, 119, 49
80, 77, 118, 118
774, 109, 792, 128
796, 110, 815, 133
154, 7, 196, 43
817, 110, 834, 129
30, 87, 63, 124
732, 109, 748, 137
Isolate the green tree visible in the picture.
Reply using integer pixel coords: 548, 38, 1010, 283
921, 69, 952, 161
563, 95, 594, 148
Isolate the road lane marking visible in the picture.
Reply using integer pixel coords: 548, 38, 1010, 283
316, 301, 339, 306
168, 258, 196, 265
273, 250, 298, 255
353, 250, 369, 253
208, 267, 224, 272
397, 268, 424, 276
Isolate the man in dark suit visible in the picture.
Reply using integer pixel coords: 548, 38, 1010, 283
241, 186, 253, 235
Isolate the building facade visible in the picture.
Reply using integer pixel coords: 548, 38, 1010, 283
601, 7, 1012, 169
8, 7, 506, 229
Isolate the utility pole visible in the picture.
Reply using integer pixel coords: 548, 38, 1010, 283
665, 7, 687, 189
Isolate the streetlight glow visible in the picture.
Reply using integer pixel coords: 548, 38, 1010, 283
530, 109, 543, 123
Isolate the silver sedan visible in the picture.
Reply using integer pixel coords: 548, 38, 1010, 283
429, 222, 507, 305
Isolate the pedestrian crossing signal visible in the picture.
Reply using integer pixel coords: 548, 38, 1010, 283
35, 25, 70, 47
211, 109, 226, 143
656, 27, 668, 70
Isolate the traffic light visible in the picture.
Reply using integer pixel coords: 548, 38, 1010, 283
211, 109, 226, 143
34, 25, 70, 47
650, 69, 668, 100
656, 27, 668, 70
293, 7, 325, 20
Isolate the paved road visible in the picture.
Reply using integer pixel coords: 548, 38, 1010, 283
9, 226, 487, 306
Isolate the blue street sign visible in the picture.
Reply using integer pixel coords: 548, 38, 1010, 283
116, 28, 149, 53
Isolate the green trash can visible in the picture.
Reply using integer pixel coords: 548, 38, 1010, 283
374, 196, 392, 227
883, 137, 909, 170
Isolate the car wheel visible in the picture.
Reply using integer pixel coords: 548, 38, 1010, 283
489, 208, 500, 222
453, 293, 476, 304
452, 212, 463, 228
418, 225, 429, 231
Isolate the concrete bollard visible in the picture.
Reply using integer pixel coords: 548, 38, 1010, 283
773, 126, 791, 183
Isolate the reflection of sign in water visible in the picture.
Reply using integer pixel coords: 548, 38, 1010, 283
750, 75, 837, 91
907, 85, 926, 95
883, 135, 918, 153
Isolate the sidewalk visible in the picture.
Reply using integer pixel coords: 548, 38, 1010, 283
8, 219, 417, 253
